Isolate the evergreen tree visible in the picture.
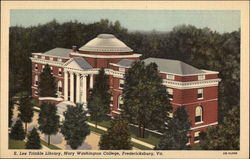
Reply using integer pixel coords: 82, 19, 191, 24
25, 128, 41, 149
18, 96, 34, 133
200, 106, 240, 150
87, 68, 111, 126
38, 102, 60, 145
99, 119, 132, 150
155, 106, 191, 150
61, 104, 90, 149
121, 61, 172, 138
38, 64, 57, 97
9, 99, 14, 127
10, 119, 25, 140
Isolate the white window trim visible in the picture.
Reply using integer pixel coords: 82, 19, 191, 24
58, 68, 62, 76
118, 95, 123, 110
119, 79, 125, 89
167, 88, 173, 100
197, 88, 203, 100
194, 131, 200, 143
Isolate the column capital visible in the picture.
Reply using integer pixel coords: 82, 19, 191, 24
81, 74, 87, 78
69, 71, 74, 75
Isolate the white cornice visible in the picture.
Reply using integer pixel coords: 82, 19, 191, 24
70, 52, 142, 59
32, 53, 70, 59
159, 70, 219, 76
30, 57, 64, 67
109, 63, 130, 68
105, 69, 125, 78
163, 78, 221, 89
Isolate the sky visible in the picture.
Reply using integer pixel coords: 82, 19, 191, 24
10, 10, 240, 33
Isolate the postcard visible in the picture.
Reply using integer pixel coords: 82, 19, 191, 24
0, 1, 249, 159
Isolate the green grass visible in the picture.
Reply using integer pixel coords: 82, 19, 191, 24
9, 139, 26, 149
40, 139, 61, 150
191, 144, 202, 150
131, 134, 160, 146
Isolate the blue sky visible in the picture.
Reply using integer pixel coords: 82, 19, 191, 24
10, 10, 240, 33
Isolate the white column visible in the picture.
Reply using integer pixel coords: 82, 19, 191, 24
81, 75, 87, 104
70, 72, 74, 102
90, 74, 94, 89
76, 73, 80, 103
64, 71, 68, 101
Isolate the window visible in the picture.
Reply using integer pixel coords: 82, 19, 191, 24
118, 95, 124, 110
197, 89, 203, 99
119, 67, 125, 72
166, 74, 175, 80
58, 58, 62, 62
110, 94, 113, 105
49, 57, 53, 61
58, 68, 62, 76
58, 81, 62, 92
194, 131, 200, 143
42, 65, 45, 71
167, 88, 173, 100
34, 75, 38, 86
198, 75, 205, 80
195, 106, 203, 123
119, 79, 125, 89
35, 64, 38, 70
50, 66, 53, 74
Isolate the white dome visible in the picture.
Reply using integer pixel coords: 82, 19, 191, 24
79, 34, 133, 53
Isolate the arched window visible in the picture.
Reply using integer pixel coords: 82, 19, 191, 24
58, 81, 62, 92
118, 95, 124, 110
34, 75, 38, 86
195, 106, 203, 123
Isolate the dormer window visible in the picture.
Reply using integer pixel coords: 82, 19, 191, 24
166, 74, 175, 80
119, 67, 125, 72
198, 75, 205, 80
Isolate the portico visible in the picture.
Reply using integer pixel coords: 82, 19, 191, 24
62, 57, 97, 107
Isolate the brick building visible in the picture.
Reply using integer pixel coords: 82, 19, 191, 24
30, 34, 221, 145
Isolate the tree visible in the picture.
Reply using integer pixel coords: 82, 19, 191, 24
38, 102, 60, 145
99, 119, 132, 150
25, 128, 41, 149
9, 99, 14, 127
18, 96, 34, 133
38, 64, 57, 97
200, 106, 240, 150
121, 61, 172, 138
61, 104, 90, 149
87, 68, 111, 127
155, 106, 191, 150
10, 119, 25, 140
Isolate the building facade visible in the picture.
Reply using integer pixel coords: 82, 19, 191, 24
30, 34, 221, 145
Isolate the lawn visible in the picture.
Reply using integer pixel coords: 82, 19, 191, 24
9, 139, 26, 149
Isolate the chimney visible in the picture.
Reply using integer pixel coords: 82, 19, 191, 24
72, 45, 77, 52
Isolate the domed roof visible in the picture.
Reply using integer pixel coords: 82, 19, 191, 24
79, 34, 133, 53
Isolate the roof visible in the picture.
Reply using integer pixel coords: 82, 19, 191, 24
71, 57, 93, 69
143, 58, 204, 75
43, 48, 71, 58
117, 59, 135, 67
79, 34, 133, 53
